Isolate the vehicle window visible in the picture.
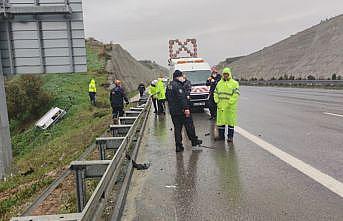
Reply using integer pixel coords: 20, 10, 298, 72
183, 70, 211, 85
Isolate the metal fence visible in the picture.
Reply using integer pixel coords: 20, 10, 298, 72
240, 80, 343, 87
11, 97, 151, 221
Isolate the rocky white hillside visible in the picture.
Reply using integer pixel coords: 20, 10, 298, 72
221, 14, 343, 80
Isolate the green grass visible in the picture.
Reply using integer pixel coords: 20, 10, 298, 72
0, 44, 113, 220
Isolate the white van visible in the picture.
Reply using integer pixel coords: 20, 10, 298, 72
169, 57, 211, 110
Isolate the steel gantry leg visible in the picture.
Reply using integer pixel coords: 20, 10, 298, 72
0, 69, 12, 179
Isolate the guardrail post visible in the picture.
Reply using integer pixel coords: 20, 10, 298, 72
125, 111, 141, 117
110, 125, 132, 137
96, 137, 126, 160
130, 107, 144, 112
96, 139, 107, 160
138, 97, 148, 106
98, 142, 106, 160
74, 167, 86, 212
119, 117, 137, 125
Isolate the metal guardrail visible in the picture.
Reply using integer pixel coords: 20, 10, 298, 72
240, 80, 343, 86
21, 140, 100, 216
110, 98, 151, 221
11, 97, 151, 221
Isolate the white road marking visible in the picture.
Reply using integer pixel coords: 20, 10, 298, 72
204, 108, 343, 196
174, 206, 178, 221
324, 112, 343, 118
235, 126, 343, 198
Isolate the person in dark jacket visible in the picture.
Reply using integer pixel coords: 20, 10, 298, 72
138, 82, 145, 98
110, 80, 129, 124
183, 74, 192, 103
166, 70, 203, 152
206, 66, 221, 120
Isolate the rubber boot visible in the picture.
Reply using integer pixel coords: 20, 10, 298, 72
176, 145, 184, 153
192, 139, 203, 151
216, 127, 225, 141
227, 126, 234, 143
192, 139, 203, 146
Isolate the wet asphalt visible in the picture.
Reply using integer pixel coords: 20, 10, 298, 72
122, 86, 343, 221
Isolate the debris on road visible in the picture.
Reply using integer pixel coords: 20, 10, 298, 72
126, 154, 150, 170
200, 145, 215, 149
165, 185, 177, 189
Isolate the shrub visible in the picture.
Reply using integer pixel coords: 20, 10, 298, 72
5, 75, 52, 121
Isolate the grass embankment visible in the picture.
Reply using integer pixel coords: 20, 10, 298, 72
0, 44, 112, 220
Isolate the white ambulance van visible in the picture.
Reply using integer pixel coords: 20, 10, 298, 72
169, 57, 211, 111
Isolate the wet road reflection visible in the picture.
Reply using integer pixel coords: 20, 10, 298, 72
174, 152, 200, 219
213, 146, 243, 207
152, 114, 167, 139
123, 109, 343, 221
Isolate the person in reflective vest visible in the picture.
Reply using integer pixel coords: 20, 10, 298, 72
88, 78, 97, 106
148, 80, 158, 114
214, 67, 240, 142
156, 76, 166, 114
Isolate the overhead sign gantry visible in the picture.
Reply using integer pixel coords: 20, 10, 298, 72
0, 0, 87, 179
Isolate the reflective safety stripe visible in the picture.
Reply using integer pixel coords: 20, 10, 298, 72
233, 88, 240, 95
218, 96, 230, 100
217, 91, 233, 96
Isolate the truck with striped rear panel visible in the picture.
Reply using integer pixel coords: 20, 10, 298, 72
168, 39, 211, 111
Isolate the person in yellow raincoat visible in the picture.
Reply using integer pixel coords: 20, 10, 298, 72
214, 67, 240, 142
156, 76, 166, 114
148, 80, 158, 114
88, 78, 97, 106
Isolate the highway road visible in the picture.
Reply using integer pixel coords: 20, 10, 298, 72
122, 86, 343, 221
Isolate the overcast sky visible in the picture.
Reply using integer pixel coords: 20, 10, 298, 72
83, 0, 343, 66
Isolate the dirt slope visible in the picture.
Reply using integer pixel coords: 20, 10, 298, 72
224, 14, 343, 80
217, 56, 245, 70
139, 60, 169, 76
105, 44, 156, 91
